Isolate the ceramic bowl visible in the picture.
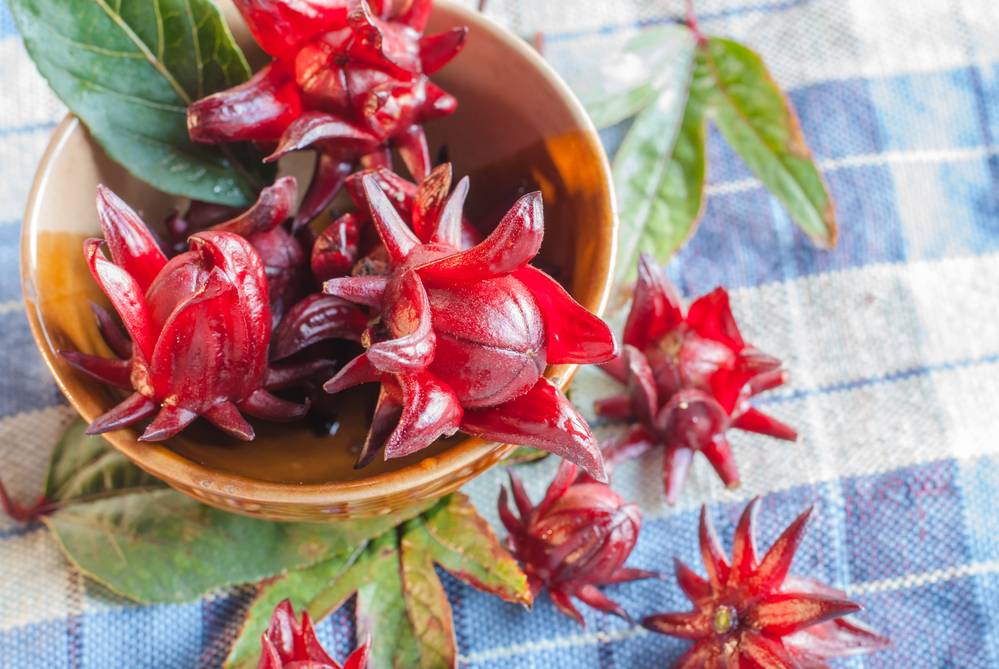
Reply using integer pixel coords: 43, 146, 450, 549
21, 0, 616, 521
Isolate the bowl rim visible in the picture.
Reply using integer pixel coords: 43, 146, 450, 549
20, 0, 618, 511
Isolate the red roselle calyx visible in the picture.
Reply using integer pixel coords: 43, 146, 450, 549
187, 0, 466, 228
60, 186, 323, 442
319, 165, 617, 479
498, 460, 655, 624
596, 254, 797, 503
643, 499, 888, 668
259, 599, 369, 669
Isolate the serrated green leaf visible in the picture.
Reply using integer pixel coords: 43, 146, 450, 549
224, 549, 363, 669
7, 0, 270, 206
356, 532, 423, 669
421, 494, 530, 606
400, 526, 455, 669
613, 36, 701, 285
699, 37, 837, 247
225, 495, 529, 669
44, 419, 164, 503
581, 25, 695, 129
44, 490, 427, 604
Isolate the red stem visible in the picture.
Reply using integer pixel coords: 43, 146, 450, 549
532, 31, 546, 56
0, 479, 51, 523
684, 0, 707, 44
477, 0, 488, 11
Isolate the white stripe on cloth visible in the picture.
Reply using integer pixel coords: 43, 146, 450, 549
705, 145, 999, 197
0, 40, 64, 132
0, 127, 54, 223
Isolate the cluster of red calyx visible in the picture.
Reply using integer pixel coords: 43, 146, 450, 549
596, 253, 798, 503
313, 165, 618, 479
61, 184, 332, 441
498, 460, 656, 624
643, 499, 888, 668
259, 599, 369, 669
188, 0, 466, 228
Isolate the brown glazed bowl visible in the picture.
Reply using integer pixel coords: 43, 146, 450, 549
20, 0, 617, 521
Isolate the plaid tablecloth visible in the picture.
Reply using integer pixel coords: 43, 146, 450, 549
3, 0, 999, 667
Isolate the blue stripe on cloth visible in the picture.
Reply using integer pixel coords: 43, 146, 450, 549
0, 3, 16, 40
0, 311, 66, 418
0, 122, 58, 138
0, 225, 23, 303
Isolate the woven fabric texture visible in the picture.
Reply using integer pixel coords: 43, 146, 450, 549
2, 0, 999, 667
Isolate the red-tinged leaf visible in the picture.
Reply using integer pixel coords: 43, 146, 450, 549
411, 163, 452, 243
461, 378, 607, 483
396, 123, 432, 183
417, 192, 544, 286
701, 434, 740, 488
271, 294, 368, 361
672, 640, 716, 669
784, 614, 891, 661
95, 186, 167, 292
400, 525, 457, 669
699, 37, 837, 248
324, 355, 380, 395
346, 167, 417, 215
622, 253, 683, 350
663, 447, 693, 506
513, 266, 617, 365
361, 175, 421, 263
421, 494, 531, 606
674, 558, 711, 603
239, 389, 309, 422
90, 302, 133, 360
397, 0, 432, 31
86, 392, 158, 436
84, 239, 155, 362
227, 495, 528, 669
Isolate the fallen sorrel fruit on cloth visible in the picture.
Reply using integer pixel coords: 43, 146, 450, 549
320, 166, 617, 479
258, 599, 369, 669
643, 499, 888, 667
187, 0, 466, 228
498, 460, 655, 624
60, 186, 323, 442
596, 253, 796, 502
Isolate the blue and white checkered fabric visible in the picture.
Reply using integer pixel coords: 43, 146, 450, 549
3, 0, 999, 666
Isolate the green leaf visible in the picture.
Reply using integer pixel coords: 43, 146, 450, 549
612, 33, 701, 284
356, 533, 424, 669
7, 0, 269, 206
225, 549, 364, 669
44, 419, 164, 503
44, 489, 428, 604
581, 25, 695, 129
399, 527, 455, 669
226, 495, 530, 669
699, 37, 837, 247
421, 494, 530, 605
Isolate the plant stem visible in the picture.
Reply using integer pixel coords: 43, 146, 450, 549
684, 0, 707, 44
532, 31, 546, 56
478, 0, 488, 11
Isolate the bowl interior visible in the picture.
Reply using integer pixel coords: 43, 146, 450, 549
21, 1, 615, 516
